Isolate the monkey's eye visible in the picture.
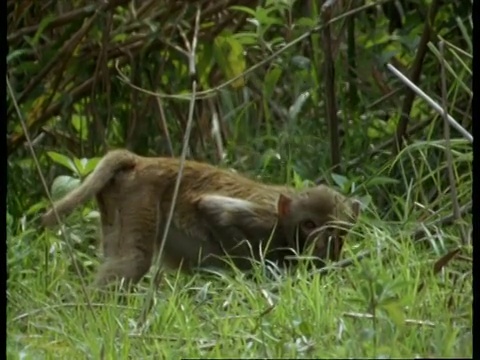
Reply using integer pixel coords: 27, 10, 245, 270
301, 220, 317, 230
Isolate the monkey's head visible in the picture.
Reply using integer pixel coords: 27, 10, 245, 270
276, 185, 360, 266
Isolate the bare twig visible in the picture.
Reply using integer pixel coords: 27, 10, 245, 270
6, 76, 98, 322
9, 0, 394, 158
342, 311, 436, 327
322, 0, 341, 173
346, 0, 359, 109
12, 3, 112, 111
208, 98, 225, 161
387, 64, 473, 143
366, 87, 402, 109
7, 4, 98, 43
138, 7, 202, 330
89, 10, 114, 151
394, 0, 441, 152
438, 41, 469, 245
154, 96, 175, 156
115, 0, 394, 101
9, 74, 96, 155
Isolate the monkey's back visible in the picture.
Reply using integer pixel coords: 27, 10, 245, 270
138, 156, 295, 208
121, 156, 294, 244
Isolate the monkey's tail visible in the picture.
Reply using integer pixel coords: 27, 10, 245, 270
41, 149, 137, 227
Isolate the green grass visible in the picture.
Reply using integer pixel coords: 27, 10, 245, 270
7, 1, 473, 358
8, 128, 473, 359
7, 199, 472, 358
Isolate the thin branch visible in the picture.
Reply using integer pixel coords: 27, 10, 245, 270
154, 96, 175, 156
322, 0, 341, 173
6, 75, 98, 322
138, 6, 202, 330
387, 64, 473, 143
439, 41, 469, 245
394, 0, 441, 152
115, 0, 394, 101
12, 5, 105, 111
7, 4, 98, 43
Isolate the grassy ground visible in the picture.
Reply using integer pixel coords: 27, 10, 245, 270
7, 196, 472, 358
7, 1, 472, 357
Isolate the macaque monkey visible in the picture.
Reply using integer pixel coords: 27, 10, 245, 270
41, 149, 360, 288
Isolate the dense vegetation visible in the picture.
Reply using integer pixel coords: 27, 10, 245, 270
7, 0, 472, 358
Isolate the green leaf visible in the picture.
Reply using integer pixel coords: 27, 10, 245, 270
25, 201, 49, 215
213, 35, 246, 88
456, 16, 472, 53
297, 320, 311, 335
233, 32, 259, 46
6, 212, 13, 228
296, 17, 317, 28
82, 157, 101, 177
31, 15, 56, 45
47, 152, 77, 173
72, 157, 96, 177
292, 171, 304, 188
364, 176, 400, 187
381, 302, 405, 328
357, 195, 371, 208
71, 114, 88, 140
331, 173, 349, 189
229, 5, 257, 17
291, 55, 311, 70
255, 7, 282, 26
263, 66, 282, 99
7, 49, 31, 64
288, 91, 310, 123
51, 176, 81, 201
197, 43, 215, 88
73, 157, 84, 175
260, 149, 280, 170
112, 33, 128, 43
367, 126, 382, 139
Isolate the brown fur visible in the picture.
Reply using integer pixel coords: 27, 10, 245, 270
41, 149, 360, 287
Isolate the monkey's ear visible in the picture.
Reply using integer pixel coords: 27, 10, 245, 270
350, 199, 361, 220
277, 194, 292, 218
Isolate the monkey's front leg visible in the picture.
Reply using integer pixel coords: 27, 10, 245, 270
196, 195, 281, 266
197, 195, 277, 240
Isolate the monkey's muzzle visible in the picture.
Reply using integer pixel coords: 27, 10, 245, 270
306, 226, 345, 263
